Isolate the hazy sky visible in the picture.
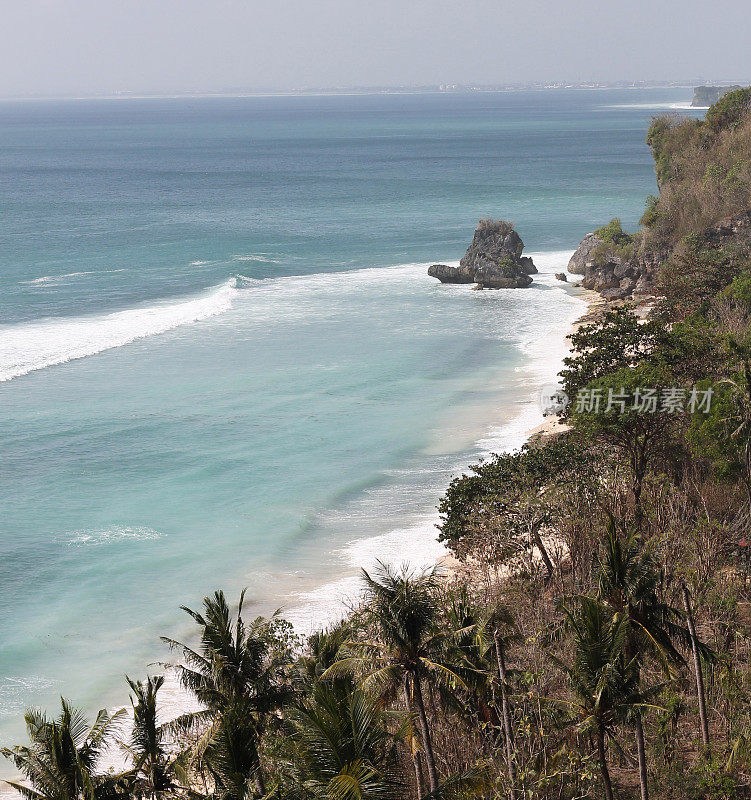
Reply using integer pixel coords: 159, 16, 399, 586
1, 0, 750, 97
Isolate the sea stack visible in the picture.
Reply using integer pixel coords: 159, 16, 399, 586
429, 219, 537, 289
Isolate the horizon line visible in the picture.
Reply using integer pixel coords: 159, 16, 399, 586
0, 79, 740, 104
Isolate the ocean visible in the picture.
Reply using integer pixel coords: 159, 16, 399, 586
0, 88, 700, 753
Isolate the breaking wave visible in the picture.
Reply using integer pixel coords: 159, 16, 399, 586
0, 279, 237, 382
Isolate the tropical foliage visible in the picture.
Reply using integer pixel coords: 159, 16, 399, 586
5, 89, 751, 800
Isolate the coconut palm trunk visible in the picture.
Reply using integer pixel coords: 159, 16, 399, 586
530, 521, 554, 580
682, 584, 710, 751
404, 674, 425, 798
596, 724, 615, 800
493, 629, 516, 796
411, 673, 439, 793
623, 639, 649, 800
252, 746, 266, 798
634, 712, 649, 800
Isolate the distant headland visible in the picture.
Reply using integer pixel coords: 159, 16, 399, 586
692, 84, 742, 106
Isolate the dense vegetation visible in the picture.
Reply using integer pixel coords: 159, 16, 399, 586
5, 92, 751, 800
643, 89, 751, 247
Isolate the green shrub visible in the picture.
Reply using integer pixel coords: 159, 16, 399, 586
654, 757, 741, 799
477, 217, 514, 235
594, 218, 633, 246
704, 164, 726, 183
590, 219, 636, 265
722, 271, 751, 308
706, 87, 751, 132
640, 194, 660, 228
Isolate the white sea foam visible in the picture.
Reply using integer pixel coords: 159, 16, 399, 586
21, 269, 126, 287
232, 254, 283, 264
0, 676, 60, 718
479, 248, 583, 452
2, 261, 439, 382
286, 516, 446, 634
65, 525, 164, 546
286, 250, 587, 634
232, 273, 265, 288
603, 101, 696, 110
0, 279, 237, 382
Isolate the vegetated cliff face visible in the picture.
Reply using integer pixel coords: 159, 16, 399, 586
570, 87, 751, 302
692, 85, 742, 107
428, 219, 537, 289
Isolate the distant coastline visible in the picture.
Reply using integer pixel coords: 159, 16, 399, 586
0, 80, 705, 103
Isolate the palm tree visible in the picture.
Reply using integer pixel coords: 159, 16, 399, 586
681, 584, 711, 752
323, 564, 466, 796
123, 675, 187, 800
294, 623, 352, 691
553, 597, 641, 800
440, 586, 516, 796
438, 585, 495, 712
199, 700, 269, 800
279, 680, 406, 799
595, 526, 691, 800
1, 698, 126, 800
162, 590, 294, 798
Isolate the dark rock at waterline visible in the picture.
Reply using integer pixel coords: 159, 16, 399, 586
428, 264, 474, 284
428, 219, 536, 289
555, 272, 568, 282
475, 265, 534, 289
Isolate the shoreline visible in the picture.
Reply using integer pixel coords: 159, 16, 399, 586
439, 283, 600, 584
151, 268, 601, 770
1, 261, 597, 791
525, 286, 603, 442
285, 262, 597, 631
126, 262, 599, 763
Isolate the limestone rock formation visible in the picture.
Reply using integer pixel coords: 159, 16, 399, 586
428, 220, 536, 289
567, 233, 602, 275
568, 231, 655, 301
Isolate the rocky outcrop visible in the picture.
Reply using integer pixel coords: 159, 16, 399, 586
567, 233, 602, 275
427, 264, 474, 284
429, 220, 537, 289
555, 272, 568, 282
566, 213, 751, 302
704, 209, 751, 242
582, 256, 637, 300
568, 230, 661, 301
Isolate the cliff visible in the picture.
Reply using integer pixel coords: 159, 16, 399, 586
429, 219, 536, 289
691, 84, 742, 107
570, 87, 751, 303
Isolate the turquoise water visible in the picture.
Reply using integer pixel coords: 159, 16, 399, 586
0, 89, 699, 751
